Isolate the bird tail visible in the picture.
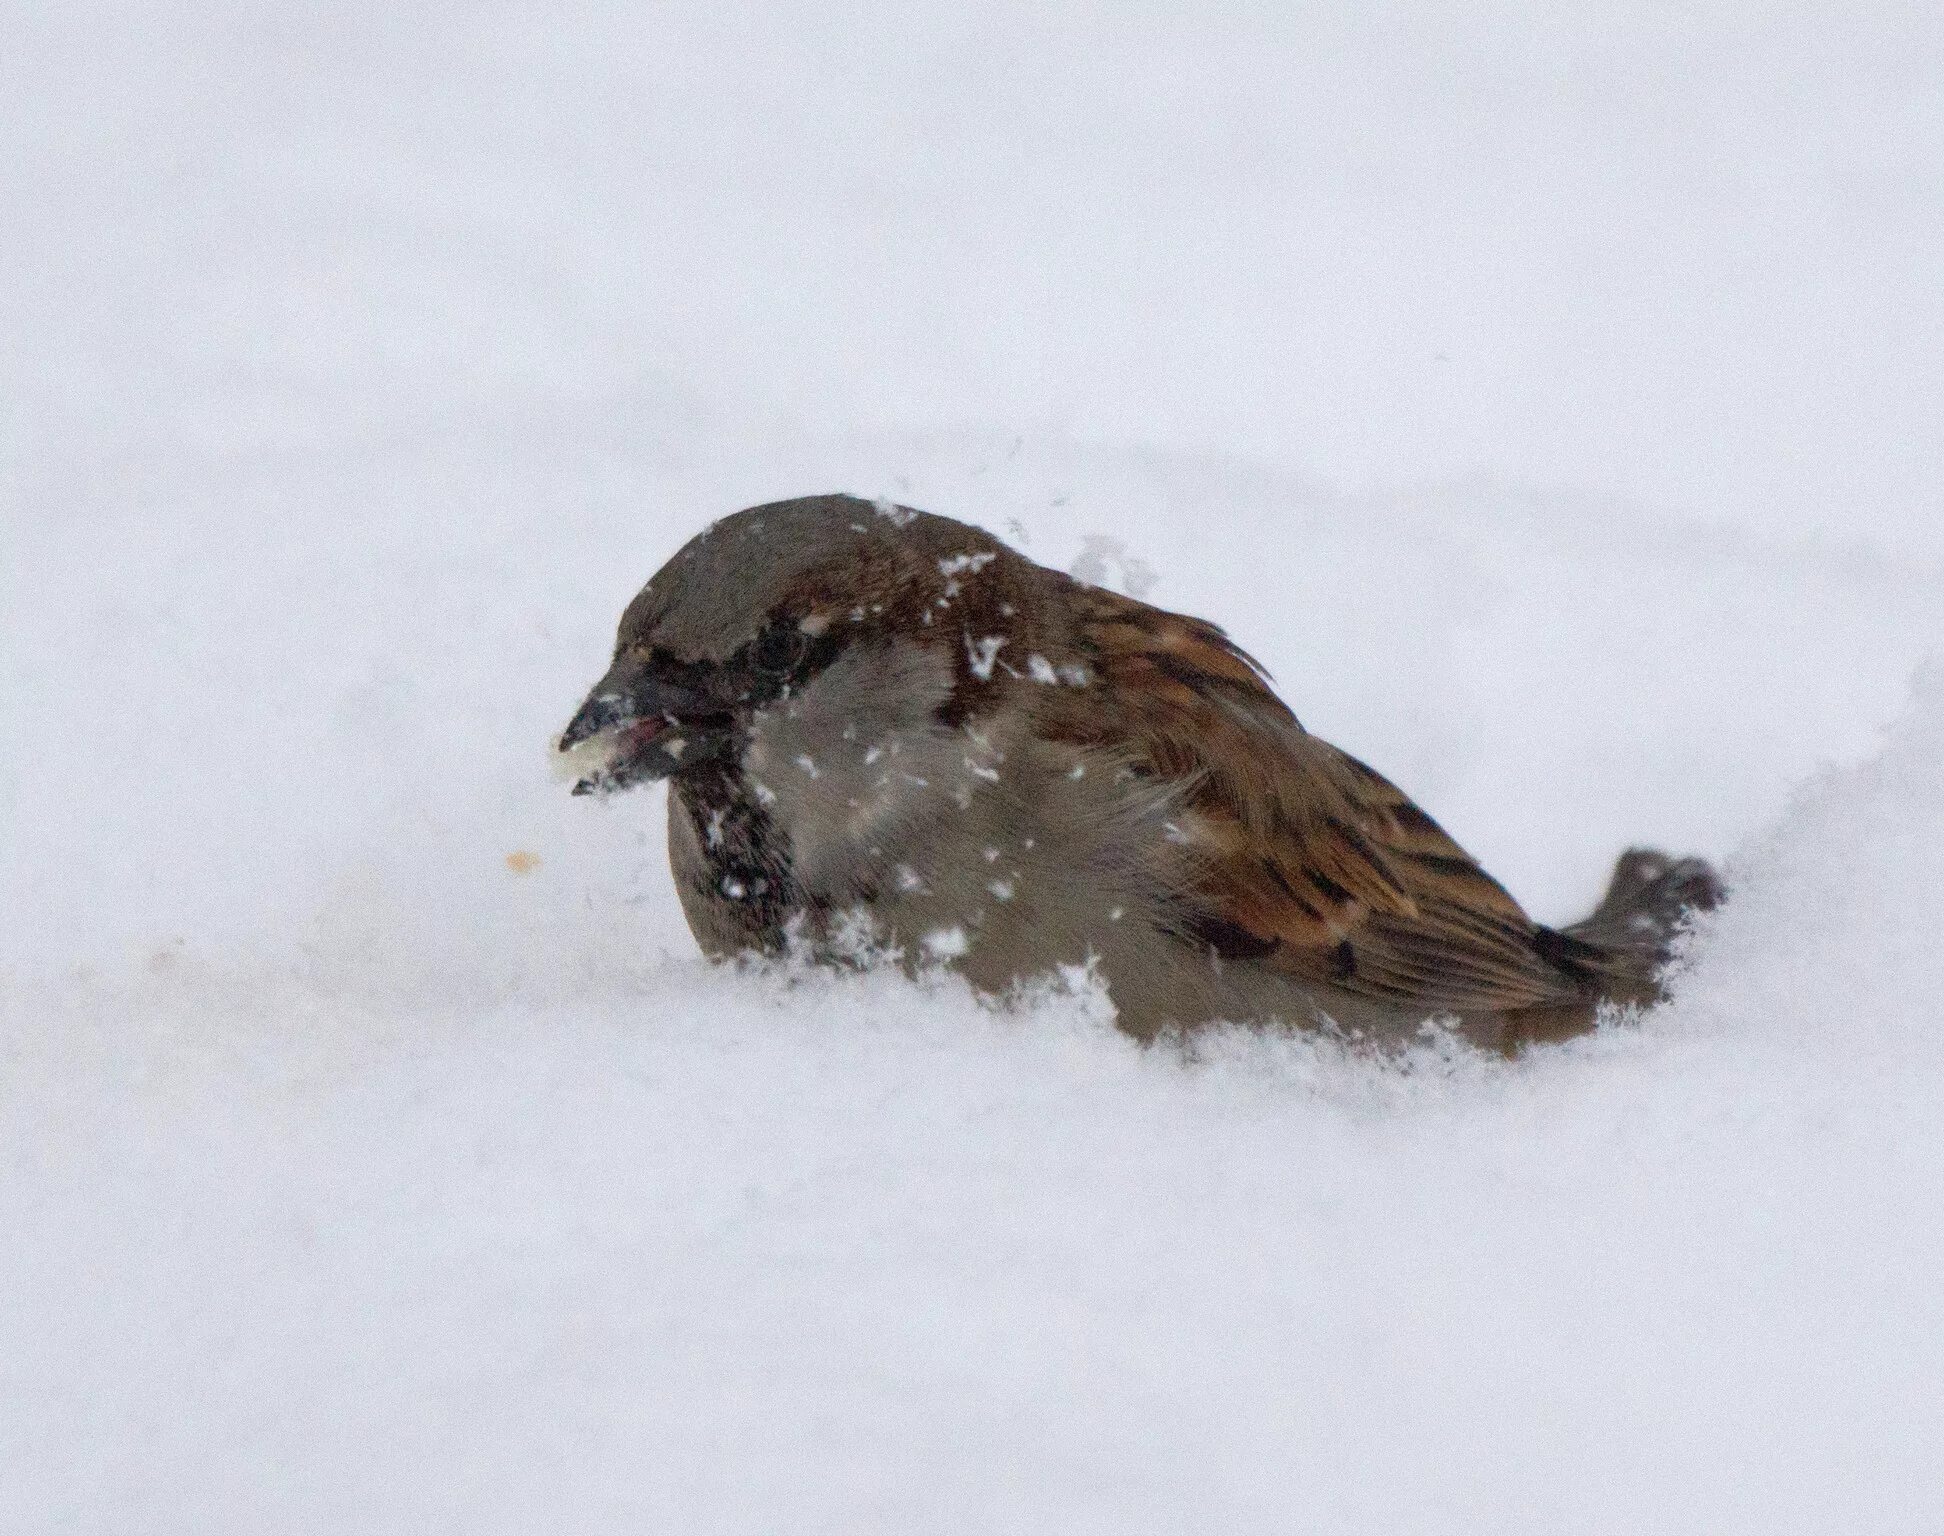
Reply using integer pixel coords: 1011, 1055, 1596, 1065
1560, 846, 1724, 1005
1494, 848, 1722, 1051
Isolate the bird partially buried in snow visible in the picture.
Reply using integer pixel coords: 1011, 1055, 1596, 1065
559, 494, 1720, 1050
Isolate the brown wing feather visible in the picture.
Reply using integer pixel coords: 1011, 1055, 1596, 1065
1055, 584, 1592, 1015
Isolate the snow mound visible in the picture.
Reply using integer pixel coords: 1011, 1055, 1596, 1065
5, 678, 1941, 1534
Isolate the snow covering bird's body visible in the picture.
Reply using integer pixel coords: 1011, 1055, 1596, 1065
560, 495, 1720, 1049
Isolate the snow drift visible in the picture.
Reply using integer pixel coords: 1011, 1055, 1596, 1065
5, 660, 1942, 1536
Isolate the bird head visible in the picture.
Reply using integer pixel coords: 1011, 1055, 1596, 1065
556, 494, 1010, 795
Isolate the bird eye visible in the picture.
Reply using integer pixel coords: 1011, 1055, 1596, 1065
752, 619, 804, 679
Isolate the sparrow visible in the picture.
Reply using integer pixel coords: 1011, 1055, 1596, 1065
559, 494, 1721, 1051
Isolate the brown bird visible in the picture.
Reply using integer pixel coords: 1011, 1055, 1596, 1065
559, 494, 1721, 1050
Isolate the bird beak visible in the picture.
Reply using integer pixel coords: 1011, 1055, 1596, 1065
558, 685, 646, 752
556, 655, 722, 795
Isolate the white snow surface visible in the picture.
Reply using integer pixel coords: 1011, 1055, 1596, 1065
5, 5, 1944, 1531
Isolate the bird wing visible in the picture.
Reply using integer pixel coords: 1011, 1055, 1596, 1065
1056, 584, 1596, 1014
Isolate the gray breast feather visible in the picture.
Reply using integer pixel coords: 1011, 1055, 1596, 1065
739, 639, 967, 899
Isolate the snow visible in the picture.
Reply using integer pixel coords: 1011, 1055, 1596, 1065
966, 634, 1009, 681
5, 3, 1944, 1532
